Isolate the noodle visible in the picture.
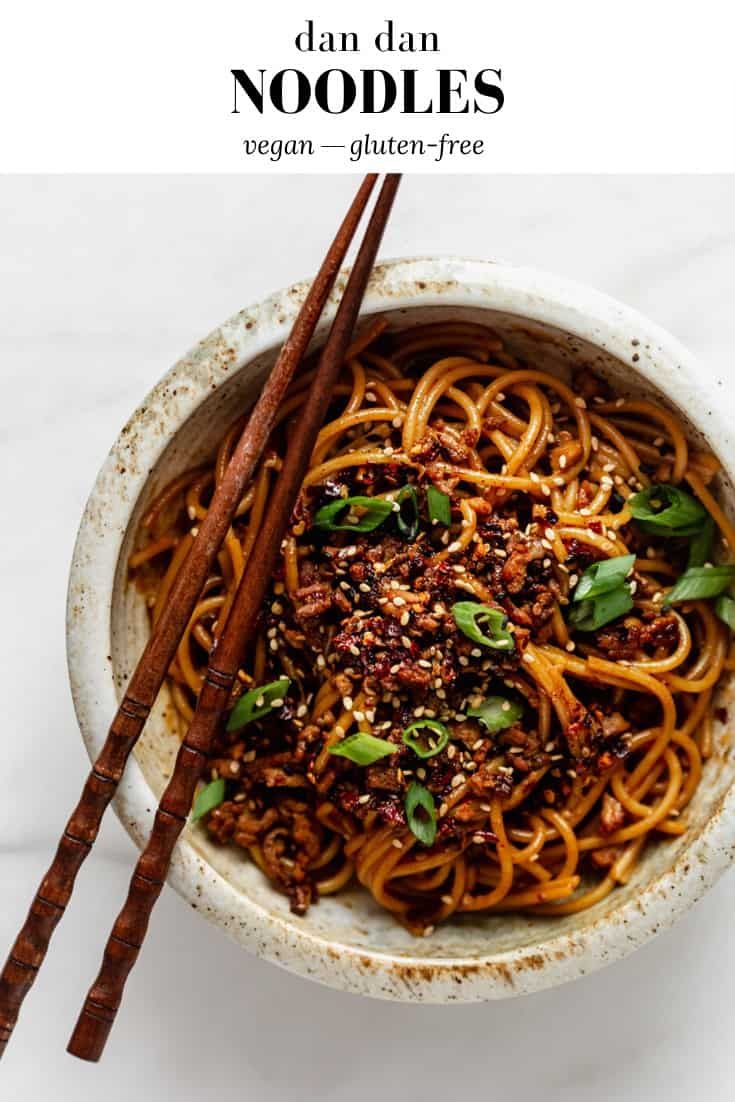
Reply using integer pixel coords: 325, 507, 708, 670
130, 318, 731, 934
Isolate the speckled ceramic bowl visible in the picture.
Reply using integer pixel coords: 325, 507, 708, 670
67, 257, 735, 1002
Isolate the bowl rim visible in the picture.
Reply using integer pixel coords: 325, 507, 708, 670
66, 255, 735, 1003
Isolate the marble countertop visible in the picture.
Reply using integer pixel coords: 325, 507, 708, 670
1, 174, 734, 1100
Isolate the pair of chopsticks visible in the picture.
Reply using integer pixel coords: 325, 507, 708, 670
0, 173, 401, 1062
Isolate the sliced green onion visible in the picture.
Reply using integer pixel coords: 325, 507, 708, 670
573, 554, 635, 602
404, 782, 437, 846
191, 778, 226, 823
628, 484, 707, 537
452, 601, 515, 651
687, 516, 716, 569
227, 677, 291, 732
427, 485, 451, 526
663, 565, 735, 607
716, 594, 735, 631
312, 495, 393, 533
396, 485, 420, 540
468, 696, 524, 733
568, 585, 634, 632
401, 719, 450, 759
328, 732, 398, 766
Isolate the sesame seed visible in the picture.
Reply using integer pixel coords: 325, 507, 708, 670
565, 641, 576, 652
400, 611, 410, 626
358, 794, 371, 804
559, 455, 568, 470
392, 839, 403, 849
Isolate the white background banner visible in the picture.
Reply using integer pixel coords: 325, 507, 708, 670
1, 0, 734, 172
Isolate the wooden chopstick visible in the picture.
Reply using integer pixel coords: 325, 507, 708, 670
67, 174, 401, 1062
0, 174, 379, 1060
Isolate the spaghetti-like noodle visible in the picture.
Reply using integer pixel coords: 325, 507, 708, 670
131, 319, 731, 933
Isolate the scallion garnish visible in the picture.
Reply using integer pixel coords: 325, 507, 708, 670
328, 732, 398, 766
401, 719, 450, 759
227, 677, 291, 732
573, 554, 635, 602
468, 696, 524, 733
628, 484, 707, 537
568, 586, 634, 632
567, 554, 635, 632
716, 594, 735, 631
404, 782, 437, 846
687, 516, 716, 569
312, 495, 393, 533
191, 778, 226, 823
396, 485, 420, 541
427, 485, 451, 526
452, 602, 515, 651
663, 565, 735, 607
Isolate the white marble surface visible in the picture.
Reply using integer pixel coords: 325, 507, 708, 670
1, 174, 734, 1099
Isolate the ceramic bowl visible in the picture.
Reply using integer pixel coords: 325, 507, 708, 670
66, 256, 735, 1002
